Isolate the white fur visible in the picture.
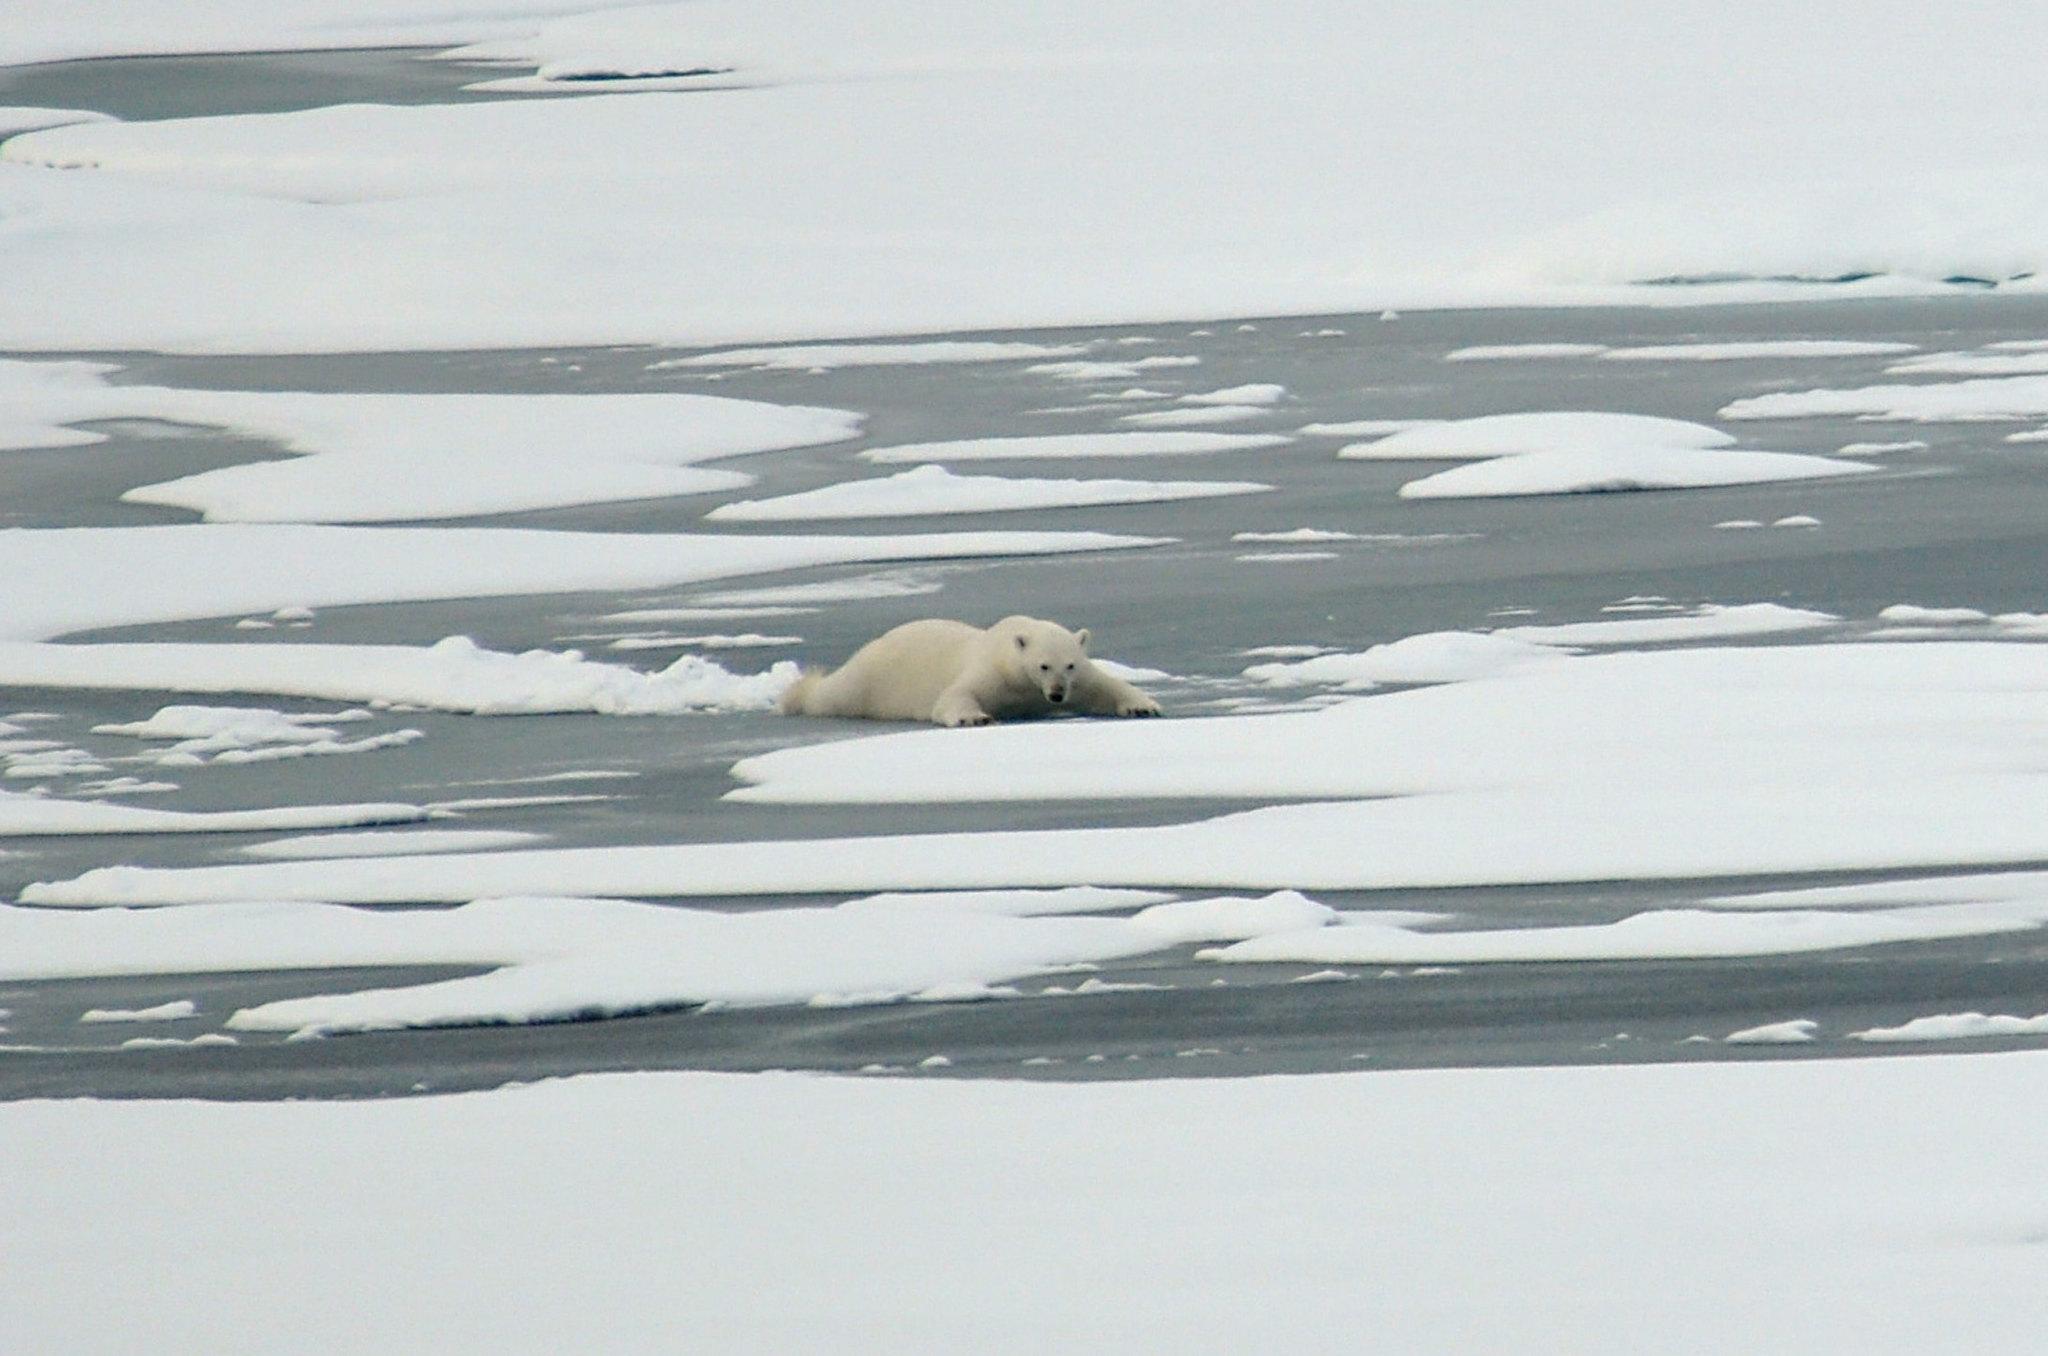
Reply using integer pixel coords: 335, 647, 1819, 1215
779, 615, 1161, 726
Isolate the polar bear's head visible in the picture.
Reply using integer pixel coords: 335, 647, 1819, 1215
997, 615, 1090, 706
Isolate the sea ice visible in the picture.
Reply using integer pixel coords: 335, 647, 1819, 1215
1340, 411, 1735, 461
1118, 405, 1271, 427
1243, 631, 1565, 689
859, 432, 1289, 463
1397, 447, 1873, 499
1495, 603, 1837, 647
705, 464, 1268, 521
43, 642, 2048, 903
659, 341, 1088, 370
0, 637, 800, 715
1600, 341, 1916, 361
1722, 375, 2048, 423
1851, 1012, 2048, 1043
0, 791, 425, 838
79, 1000, 198, 1024
1445, 343, 1609, 361
0, 524, 1160, 641
240, 829, 545, 860
1723, 1019, 1820, 1044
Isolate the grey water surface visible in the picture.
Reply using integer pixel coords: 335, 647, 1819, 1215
4, 49, 2048, 1099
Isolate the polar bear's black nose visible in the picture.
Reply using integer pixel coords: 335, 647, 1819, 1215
1048, 687, 1066, 702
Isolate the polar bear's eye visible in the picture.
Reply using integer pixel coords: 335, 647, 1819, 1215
1039, 663, 1050, 672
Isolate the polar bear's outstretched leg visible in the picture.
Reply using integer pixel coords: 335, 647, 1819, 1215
932, 680, 995, 727
1070, 665, 1161, 718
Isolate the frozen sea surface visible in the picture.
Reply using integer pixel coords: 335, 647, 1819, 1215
8, 48, 2048, 1100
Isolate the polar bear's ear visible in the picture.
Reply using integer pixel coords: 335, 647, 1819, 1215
1015, 633, 1028, 649
1076, 628, 1091, 651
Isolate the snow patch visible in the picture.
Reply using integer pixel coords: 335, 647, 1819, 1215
706, 464, 1267, 521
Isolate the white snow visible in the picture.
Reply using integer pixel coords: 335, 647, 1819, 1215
1026, 357, 1202, 381
840, 887, 1175, 918
1883, 351, 2048, 376
1181, 384, 1286, 406
0, 106, 114, 136
659, 341, 1087, 370
1201, 902, 2048, 967
1233, 551, 1338, 563
859, 432, 1289, 463
0, 524, 1160, 641
1838, 440, 1928, 455
0, 790, 425, 839
44, 641, 2048, 903
6, 5, 2048, 353
1495, 603, 1838, 647
705, 464, 1268, 521
1724, 1019, 1819, 1044
1117, 405, 1271, 427
606, 633, 800, 651
241, 829, 545, 860
1339, 412, 1736, 461
1851, 1012, 2048, 1043
1878, 604, 1992, 626
1243, 631, 1566, 690
1230, 528, 1362, 543
1445, 343, 1608, 361
0, 637, 800, 716
1397, 447, 1874, 500
9, 1055, 2048, 1355
1301, 420, 1439, 437
1128, 890, 1336, 944
1600, 341, 1916, 361
78, 1000, 197, 1024
1772, 514, 1822, 528
1722, 375, 2048, 423
0, 359, 863, 523
93, 704, 421, 766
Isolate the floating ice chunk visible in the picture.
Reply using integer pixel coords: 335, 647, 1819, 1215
2003, 428, 2048, 443
1244, 631, 1564, 689
1723, 1019, 1819, 1044
1721, 375, 2048, 422
0, 791, 425, 839
79, 1000, 197, 1024
1850, 1012, 2048, 1042
1119, 405, 1270, 427
1496, 603, 1837, 646
119, 1034, 237, 1050
1883, 351, 2048, 376
706, 464, 1267, 520
0, 637, 801, 715
1601, 341, 1916, 361
842, 887, 1175, 917
860, 432, 1288, 463
1181, 384, 1286, 406
1129, 890, 1337, 944
1026, 357, 1202, 382
658, 341, 1088, 370
1200, 902, 2048, 966
1445, 343, 1608, 361
1714, 519, 1764, 530
241, 830, 545, 860
1230, 528, 1360, 543
1302, 420, 1439, 437
1878, 604, 1991, 626
1398, 448, 1873, 499
607, 633, 801, 651
1837, 440, 1927, 455
1234, 551, 1338, 563
1772, 514, 1821, 528
1342, 412, 1735, 462
0, 523, 1161, 642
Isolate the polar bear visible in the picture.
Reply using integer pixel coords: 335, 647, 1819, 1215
778, 615, 1162, 726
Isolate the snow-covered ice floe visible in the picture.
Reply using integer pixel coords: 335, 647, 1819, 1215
0, 637, 800, 715
1852, 1012, 2048, 1043
0, 359, 861, 523
656, 340, 1088, 370
93, 704, 421, 765
35, 641, 2048, 903
1599, 340, 1917, 362
7, 5, 2048, 353
0, 790, 426, 838
0, 524, 1161, 641
859, 432, 1289, 464
705, 464, 1268, 521
0, 890, 1339, 1033
1722, 375, 2048, 423
10, 1054, 2048, 1354
240, 829, 546, 860
1337, 410, 1872, 499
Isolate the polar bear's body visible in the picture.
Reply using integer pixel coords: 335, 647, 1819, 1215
779, 615, 1161, 726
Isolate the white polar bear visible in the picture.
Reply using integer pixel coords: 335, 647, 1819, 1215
778, 615, 1162, 726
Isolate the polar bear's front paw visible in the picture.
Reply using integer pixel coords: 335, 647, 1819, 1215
1117, 694, 1162, 718
935, 699, 994, 727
